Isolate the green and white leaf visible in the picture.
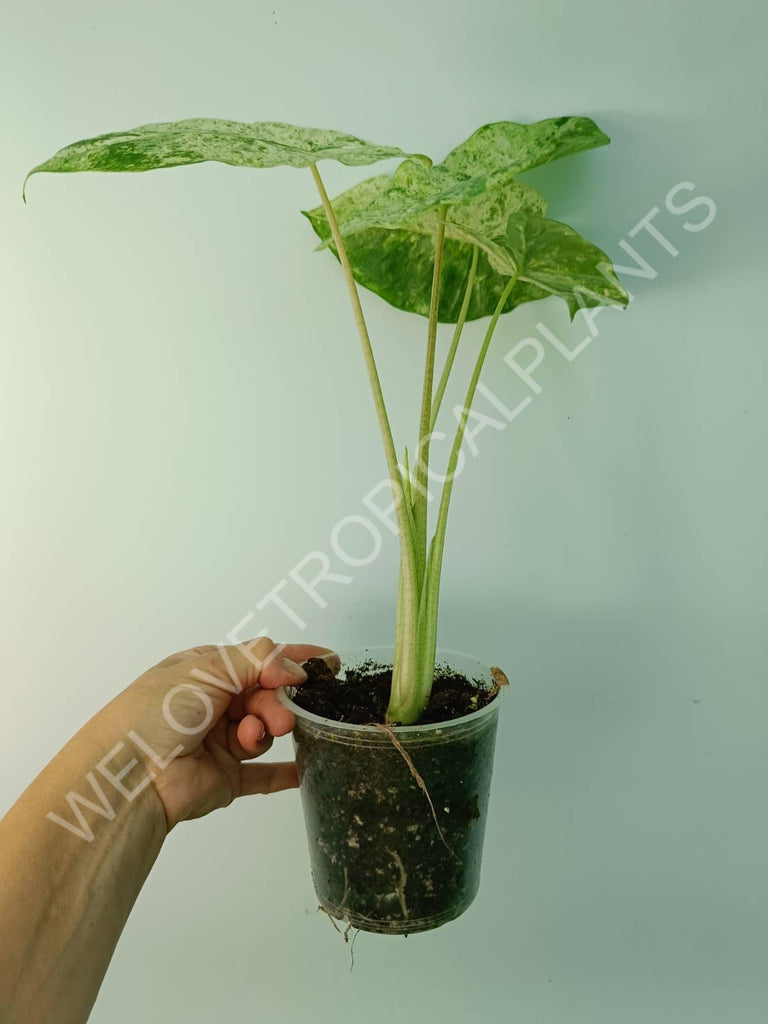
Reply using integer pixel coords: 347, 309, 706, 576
502, 212, 628, 315
318, 116, 609, 242
24, 118, 412, 195
440, 115, 609, 178
305, 170, 549, 321
315, 157, 505, 241
305, 115, 618, 322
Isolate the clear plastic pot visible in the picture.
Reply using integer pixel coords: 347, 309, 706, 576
278, 647, 503, 935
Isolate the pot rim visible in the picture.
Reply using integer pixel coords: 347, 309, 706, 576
277, 644, 504, 735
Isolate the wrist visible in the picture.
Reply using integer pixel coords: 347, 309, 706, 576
45, 714, 171, 844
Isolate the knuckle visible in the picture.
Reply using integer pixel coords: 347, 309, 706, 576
246, 636, 276, 666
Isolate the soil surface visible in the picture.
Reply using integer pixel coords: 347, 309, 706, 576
293, 656, 498, 725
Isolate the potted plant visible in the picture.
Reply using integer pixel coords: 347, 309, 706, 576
26, 115, 627, 934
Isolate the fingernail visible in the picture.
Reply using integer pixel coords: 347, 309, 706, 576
280, 657, 308, 682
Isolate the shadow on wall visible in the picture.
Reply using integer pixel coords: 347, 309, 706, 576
519, 111, 727, 298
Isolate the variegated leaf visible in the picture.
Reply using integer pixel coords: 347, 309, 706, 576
441, 115, 609, 178
321, 116, 609, 242
503, 212, 629, 316
24, 119, 412, 197
304, 171, 549, 321
306, 115, 619, 321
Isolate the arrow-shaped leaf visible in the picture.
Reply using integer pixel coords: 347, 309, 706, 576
305, 115, 618, 321
24, 118, 413, 197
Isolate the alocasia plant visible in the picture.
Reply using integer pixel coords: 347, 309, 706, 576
26, 114, 628, 724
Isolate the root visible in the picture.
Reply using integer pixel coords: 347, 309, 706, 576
348, 926, 360, 971
341, 866, 350, 909
317, 904, 343, 934
318, 905, 360, 969
374, 723, 457, 860
387, 848, 409, 921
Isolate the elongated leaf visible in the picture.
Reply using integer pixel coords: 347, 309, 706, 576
305, 171, 549, 321
503, 212, 628, 315
24, 118, 412, 197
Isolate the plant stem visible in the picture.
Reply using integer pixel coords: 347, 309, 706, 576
412, 206, 447, 584
430, 245, 478, 433
435, 273, 518, 557
310, 164, 409, 538
413, 273, 519, 719
402, 447, 413, 508
310, 163, 421, 702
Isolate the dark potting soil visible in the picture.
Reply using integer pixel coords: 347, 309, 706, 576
293, 656, 498, 725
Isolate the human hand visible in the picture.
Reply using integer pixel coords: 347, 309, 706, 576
0, 637, 339, 1024
94, 638, 338, 830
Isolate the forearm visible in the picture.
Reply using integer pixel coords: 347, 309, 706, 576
0, 722, 166, 1024
0, 636, 316, 1022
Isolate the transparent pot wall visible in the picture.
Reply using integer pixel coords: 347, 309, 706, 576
280, 647, 502, 935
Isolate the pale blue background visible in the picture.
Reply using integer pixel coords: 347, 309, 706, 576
1, 1, 767, 1022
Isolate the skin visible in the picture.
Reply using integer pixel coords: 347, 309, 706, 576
0, 636, 338, 1024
